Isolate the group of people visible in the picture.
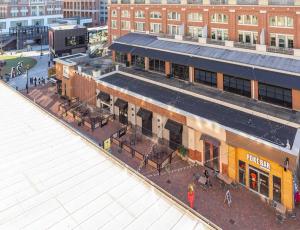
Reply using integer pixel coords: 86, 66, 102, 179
29, 77, 46, 87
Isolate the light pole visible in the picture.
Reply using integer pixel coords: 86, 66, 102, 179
26, 65, 29, 94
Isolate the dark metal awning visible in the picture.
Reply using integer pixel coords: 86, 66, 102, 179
164, 119, 182, 134
114, 98, 128, 110
97, 91, 110, 102
137, 108, 152, 120
200, 134, 220, 147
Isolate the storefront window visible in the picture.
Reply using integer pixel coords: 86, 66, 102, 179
249, 166, 269, 197
223, 75, 251, 97
239, 160, 246, 185
204, 141, 219, 171
273, 176, 281, 203
171, 63, 189, 81
249, 168, 258, 192
132, 55, 145, 69
149, 58, 165, 73
194, 68, 217, 87
115, 52, 128, 64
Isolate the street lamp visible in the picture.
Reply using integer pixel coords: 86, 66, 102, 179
40, 34, 43, 56
26, 64, 29, 94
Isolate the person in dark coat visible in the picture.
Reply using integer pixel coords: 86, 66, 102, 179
34, 77, 37, 87
38, 78, 40, 85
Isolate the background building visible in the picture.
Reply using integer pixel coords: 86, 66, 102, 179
49, 24, 88, 59
63, 0, 108, 26
108, 0, 300, 55
0, 0, 63, 33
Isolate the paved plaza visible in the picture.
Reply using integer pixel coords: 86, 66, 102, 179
21, 83, 300, 230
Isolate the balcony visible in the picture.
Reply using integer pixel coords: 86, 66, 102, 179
268, 0, 294, 5
167, 0, 181, 3
183, 35, 199, 42
187, 0, 203, 3
267, 46, 294, 55
210, 0, 228, 4
237, 0, 258, 4
207, 39, 225, 46
234, 42, 256, 50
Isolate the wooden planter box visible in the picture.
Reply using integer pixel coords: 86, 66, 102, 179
148, 159, 158, 169
122, 144, 132, 153
135, 151, 144, 161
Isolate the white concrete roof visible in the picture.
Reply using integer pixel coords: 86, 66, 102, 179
0, 83, 215, 230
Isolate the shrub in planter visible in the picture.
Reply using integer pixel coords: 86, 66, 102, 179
178, 145, 188, 159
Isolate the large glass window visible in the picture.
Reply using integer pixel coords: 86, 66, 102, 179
211, 28, 228, 41
168, 11, 180, 20
188, 12, 203, 22
223, 75, 251, 97
194, 68, 217, 87
171, 63, 189, 81
211, 13, 228, 23
258, 83, 292, 108
273, 176, 281, 203
269, 16, 293, 28
167, 24, 180, 35
115, 52, 128, 64
269, 34, 294, 48
132, 55, 145, 68
65, 35, 85, 46
238, 31, 258, 44
150, 11, 162, 19
135, 22, 145, 32
150, 23, 161, 34
238, 15, 258, 25
249, 167, 269, 198
149, 58, 165, 73
135, 10, 145, 18
188, 26, 203, 38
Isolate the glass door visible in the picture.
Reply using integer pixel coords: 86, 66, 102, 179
249, 168, 258, 192
259, 173, 269, 197
239, 160, 246, 185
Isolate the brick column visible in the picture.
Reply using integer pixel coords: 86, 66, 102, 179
162, 8, 167, 34
130, 6, 134, 32
145, 7, 150, 33
127, 53, 132, 65
107, 6, 111, 43
296, 12, 300, 49
292, 89, 300, 111
251, 80, 258, 100
112, 50, 116, 62
189, 66, 194, 83
181, 8, 187, 35
217, 72, 224, 90
165, 61, 171, 76
259, 10, 267, 45
187, 128, 197, 161
228, 9, 236, 41
145, 57, 149, 70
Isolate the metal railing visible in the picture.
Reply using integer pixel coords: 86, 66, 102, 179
167, 0, 181, 3
187, 0, 203, 3
207, 39, 225, 46
150, 0, 161, 3
267, 46, 294, 55
135, 0, 145, 3
237, 0, 258, 4
268, 0, 294, 5
121, 0, 130, 3
210, 0, 228, 4
234, 42, 256, 50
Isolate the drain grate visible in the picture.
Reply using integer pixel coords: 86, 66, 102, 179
229, 219, 235, 225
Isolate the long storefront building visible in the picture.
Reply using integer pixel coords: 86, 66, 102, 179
54, 51, 300, 211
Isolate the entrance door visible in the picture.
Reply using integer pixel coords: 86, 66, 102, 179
119, 109, 128, 125
204, 141, 219, 171
249, 167, 269, 197
142, 118, 152, 137
169, 131, 182, 150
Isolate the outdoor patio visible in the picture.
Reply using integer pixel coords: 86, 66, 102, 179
21, 83, 300, 230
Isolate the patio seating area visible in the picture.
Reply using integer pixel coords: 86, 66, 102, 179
111, 125, 176, 174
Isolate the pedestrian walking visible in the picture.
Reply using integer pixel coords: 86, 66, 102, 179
34, 77, 37, 87
38, 78, 41, 85
187, 184, 195, 209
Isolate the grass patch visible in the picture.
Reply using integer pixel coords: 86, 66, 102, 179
0, 55, 37, 76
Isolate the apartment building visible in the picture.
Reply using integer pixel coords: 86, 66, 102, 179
108, 0, 300, 55
0, 0, 63, 33
63, 0, 108, 26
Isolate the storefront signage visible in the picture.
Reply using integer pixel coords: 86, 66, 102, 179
247, 154, 270, 171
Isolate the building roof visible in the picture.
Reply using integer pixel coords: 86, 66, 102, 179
99, 72, 298, 151
50, 24, 86, 31
0, 82, 213, 230
110, 33, 300, 89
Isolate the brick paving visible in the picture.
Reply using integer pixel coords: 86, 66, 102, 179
21, 84, 300, 230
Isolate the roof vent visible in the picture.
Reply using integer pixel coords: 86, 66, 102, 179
286, 139, 291, 150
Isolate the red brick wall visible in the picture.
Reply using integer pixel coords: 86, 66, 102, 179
109, 4, 300, 48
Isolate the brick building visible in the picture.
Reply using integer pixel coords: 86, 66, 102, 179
54, 52, 300, 211
108, 0, 300, 55
63, 0, 108, 26
0, 0, 63, 33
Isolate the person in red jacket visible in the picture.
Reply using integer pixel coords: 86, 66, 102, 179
187, 184, 195, 209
